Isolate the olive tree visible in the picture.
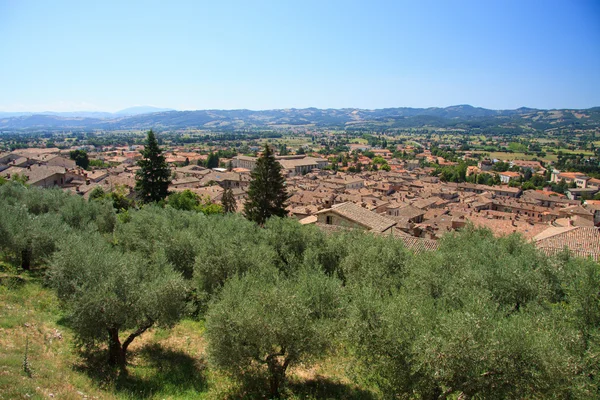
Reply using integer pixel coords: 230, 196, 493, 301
193, 215, 276, 306
338, 231, 411, 291
263, 217, 327, 273
48, 233, 187, 370
205, 267, 344, 396
347, 227, 587, 398
0, 203, 67, 270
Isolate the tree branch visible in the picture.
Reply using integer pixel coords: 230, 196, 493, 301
122, 320, 154, 352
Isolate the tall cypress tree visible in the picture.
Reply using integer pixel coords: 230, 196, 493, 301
221, 187, 237, 213
206, 152, 219, 169
135, 129, 171, 204
244, 144, 288, 225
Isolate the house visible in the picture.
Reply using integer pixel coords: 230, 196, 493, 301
278, 156, 328, 176
233, 155, 328, 175
325, 176, 365, 190
583, 200, 600, 225
477, 159, 493, 171
566, 187, 599, 201
551, 171, 591, 188
492, 198, 559, 223
510, 160, 544, 173
456, 182, 522, 198
211, 172, 251, 189
315, 202, 396, 233
386, 204, 425, 223
171, 176, 201, 189
232, 155, 258, 170
85, 170, 109, 183
521, 190, 578, 208
558, 205, 595, 223
588, 178, 600, 190
175, 165, 212, 179
498, 171, 521, 184
43, 155, 77, 169
466, 166, 481, 177
22, 165, 68, 188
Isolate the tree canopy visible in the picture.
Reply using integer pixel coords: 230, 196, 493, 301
221, 187, 237, 213
48, 233, 187, 369
1, 182, 598, 397
69, 149, 90, 169
135, 130, 171, 204
244, 144, 289, 225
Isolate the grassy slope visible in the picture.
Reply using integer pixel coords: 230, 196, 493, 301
0, 270, 376, 400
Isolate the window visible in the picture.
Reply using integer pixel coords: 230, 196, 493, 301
326, 216, 333, 225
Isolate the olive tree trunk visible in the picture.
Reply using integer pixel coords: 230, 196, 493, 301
266, 352, 291, 397
107, 321, 154, 371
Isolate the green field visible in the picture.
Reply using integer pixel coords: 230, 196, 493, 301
471, 151, 557, 162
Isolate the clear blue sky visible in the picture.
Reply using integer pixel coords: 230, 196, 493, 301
0, 0, 599, 112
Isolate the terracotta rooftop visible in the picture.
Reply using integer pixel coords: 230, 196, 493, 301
317, 202, 396, 233
534, 226, 600, 261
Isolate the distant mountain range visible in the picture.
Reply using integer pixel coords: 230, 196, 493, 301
0, 106, 174, 119
0, 105, 598, 132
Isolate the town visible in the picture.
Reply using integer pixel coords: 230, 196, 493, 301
2, 0, 600, 396
1, 127, 598, 261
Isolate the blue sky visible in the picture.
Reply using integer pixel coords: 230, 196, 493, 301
0, 0, 599, 112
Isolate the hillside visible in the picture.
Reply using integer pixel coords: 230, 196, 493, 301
1, 105, 599, 132
0, 273, 366, 399
1, 182, 599, 399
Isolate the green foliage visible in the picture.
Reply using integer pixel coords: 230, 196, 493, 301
69, 149, 89, 169
220, 187, 237, 213
205, 152, 219, 169
205, 267, 344, 396
106, 185, 134, 211
193, 215, 275, 308
244, 144, 289, 225
263, 217, 326, 273
167, 189, 223, 215
196, 196, 223, 215
437, 161, 469, 183
88, 159, 109, 168
47, 233, 187, 369
11, 173, 29, 185
508, 142, 528, 152
338, 233, 410, 292
2, 183, 599, 397
346, 226, 598, 399
88, 186, 105, 201
167, 190, 200, 211
0, 183, 104, 269
371, 156, 386, 165
135, 130, 171, 204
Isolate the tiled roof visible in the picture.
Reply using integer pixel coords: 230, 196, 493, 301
23, 165, 66, 184
398, 235, 440, 253
317, 202, 396, 233
396, 205, 426, 219
534, 226, 600, 261
560, 205, 594, 216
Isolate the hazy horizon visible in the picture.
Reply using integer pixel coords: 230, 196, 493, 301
2, 103, 600, 115
1, 0, 599, 112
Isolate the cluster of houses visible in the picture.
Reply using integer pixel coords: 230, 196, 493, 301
1, 146, 598, 261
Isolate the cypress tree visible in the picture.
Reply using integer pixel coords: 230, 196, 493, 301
221, 188, 237, 213
135, 129, 171, 204
244, 144, 288, 225
206, 152, 219, 169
